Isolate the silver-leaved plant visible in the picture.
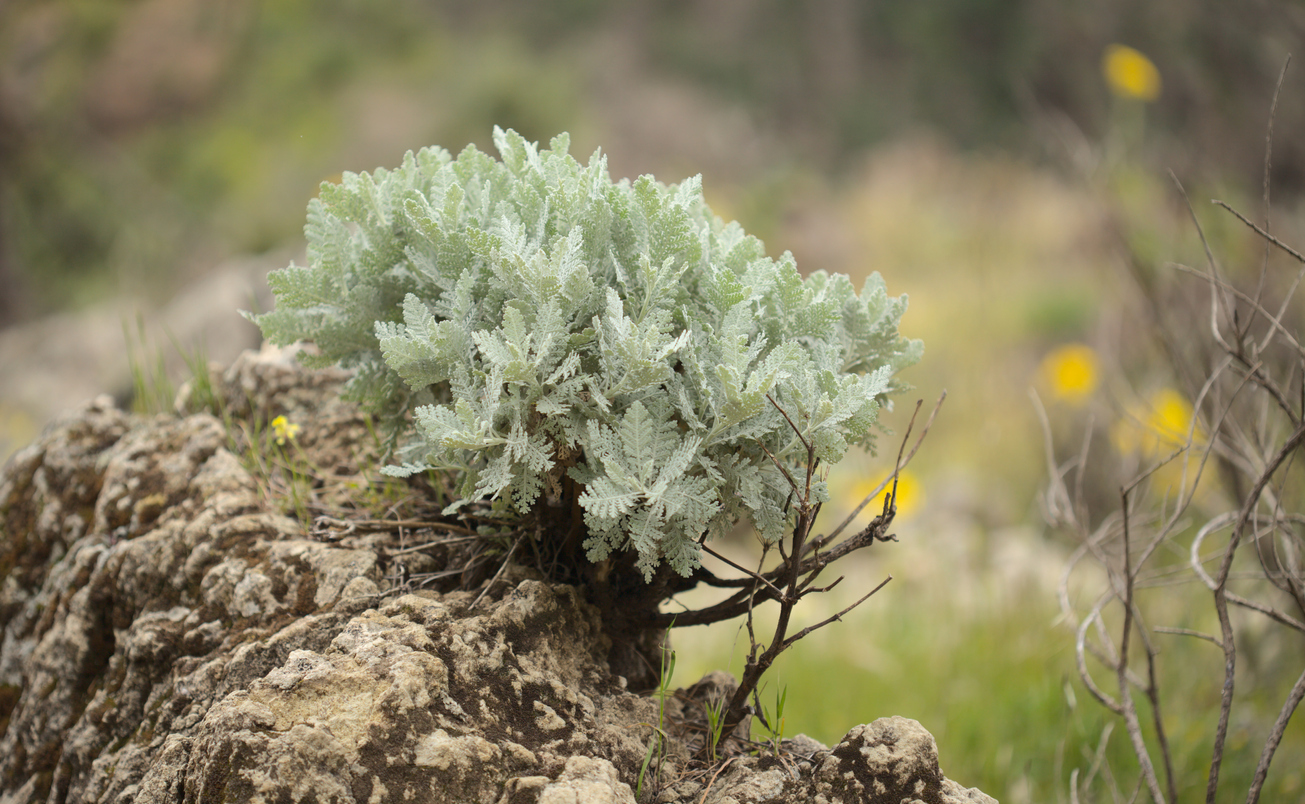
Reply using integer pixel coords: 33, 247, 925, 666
249, 128, 922, 581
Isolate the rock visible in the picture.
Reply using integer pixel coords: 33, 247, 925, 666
523, 756, 635, 804
811, 717, 995, 804
0, 347, 996, 803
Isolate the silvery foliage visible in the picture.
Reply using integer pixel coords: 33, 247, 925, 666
250, 128, 922, 580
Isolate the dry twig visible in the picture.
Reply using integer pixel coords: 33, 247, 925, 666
687, 392, 943, 759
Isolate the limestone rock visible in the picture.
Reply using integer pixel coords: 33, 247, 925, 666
810, 717, 995, 804
0, 347, 995, 803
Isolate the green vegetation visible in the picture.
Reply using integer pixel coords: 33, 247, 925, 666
636, 626, 675, 800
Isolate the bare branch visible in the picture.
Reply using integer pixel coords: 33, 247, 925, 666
1220, 421, 1305, 586
1174, 263, 1305, 369
755, 436, 803, 498
1170, 171, 1237, 352
700, 393, 930, 758
1190, 516, 1305, 633
1032, 389, 1076, 529
781, 575, 892, 650
765, 393, 813, 456
1115, 490, 1169, 804
1211, 200, 1305, 266
1246, 664, 1305, 804
1248, 52, 1293, 347
1153, 626, 1224, 648
1139, 606, 1178, 803
700, 542, 787, 601
1205, 416, 1305, 801
1076, 605, 1124, 716
820, 392, 945, 549
1080, 722, 1116, 799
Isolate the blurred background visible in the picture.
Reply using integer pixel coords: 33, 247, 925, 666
2, 1, 1304, 801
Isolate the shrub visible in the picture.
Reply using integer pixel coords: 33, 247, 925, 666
249, 127, 920, 584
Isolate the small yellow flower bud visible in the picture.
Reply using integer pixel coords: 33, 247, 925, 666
1103, 44, 1161, 102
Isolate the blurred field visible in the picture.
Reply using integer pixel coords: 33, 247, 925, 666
3, 3, 1305, 802
665, 141, 1305, 800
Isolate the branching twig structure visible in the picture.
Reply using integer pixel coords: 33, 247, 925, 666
695, 391, 946, 758
1045, 56, 1304, 804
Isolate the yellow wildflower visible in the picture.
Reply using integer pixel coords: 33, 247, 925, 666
1040, 344, 1100, 405
1112, 388, 1204, 456
1149, 388, 1202, 444
1103, 44, 1161, 102
271, 415, 301, 445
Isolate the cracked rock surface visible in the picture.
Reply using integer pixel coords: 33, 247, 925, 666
0, 347, 995, 803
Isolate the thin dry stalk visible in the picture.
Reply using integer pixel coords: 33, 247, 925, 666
1094, 491, 1168, 804
1171, 171, 1237, 353
1211, 201, 1305, 267
1245, 664, 1305, 804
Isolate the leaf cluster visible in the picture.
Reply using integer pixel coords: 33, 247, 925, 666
249, 128, 921, 580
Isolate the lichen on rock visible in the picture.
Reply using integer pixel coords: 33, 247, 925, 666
0, 347, 994, 803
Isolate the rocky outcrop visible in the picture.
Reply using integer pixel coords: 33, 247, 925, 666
0, 347, 995, 803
